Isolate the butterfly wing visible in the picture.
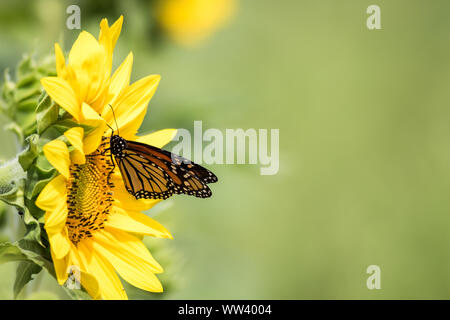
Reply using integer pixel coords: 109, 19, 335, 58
127, 141, 218, 184
116, 149, 175, 199
114, 140, 217, 200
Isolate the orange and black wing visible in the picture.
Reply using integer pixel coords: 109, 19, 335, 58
116, 149, 175, 199
115, 140, 217, 200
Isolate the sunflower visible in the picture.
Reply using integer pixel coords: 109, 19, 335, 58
156, 0, 236, 46
36, 17, 177, 299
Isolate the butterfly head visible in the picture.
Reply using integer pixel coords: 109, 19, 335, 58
110, 135, 128, 157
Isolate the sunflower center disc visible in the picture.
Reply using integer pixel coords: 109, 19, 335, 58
66, 143, 114, 245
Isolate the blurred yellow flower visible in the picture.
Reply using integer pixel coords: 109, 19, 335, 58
37, 16, 177, 299
156, 0, 236, 46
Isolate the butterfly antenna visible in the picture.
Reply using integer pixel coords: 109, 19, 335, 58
108, 104, 120, 135
106, 122, 114, 134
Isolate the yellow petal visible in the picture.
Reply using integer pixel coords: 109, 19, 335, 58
99, 18, 113, 72
79, 270, 101, 300
93, 229, 163, 292
56, 245, 100, 299
107, 52, 133, 106
135, 129, 178, 148
78, 240, 128, 300
95, 228, 163, 274
113, 74, 161, 139
49, 228, 71, 260
51, 248, 69, 285
106, 207, 173, 239
64, 127, 85, 164
109, 16, 123, 49
64, 127, 84, 152
67, 244, 81, 269
68, 31, 109, 112
44, 201, 68, 234
80, 103, 107, 154
65, 247, 102, 300
55, 43, 66, 77
70, 150, 86, 165
68, 31, 103, 70
36, 175, 67, 212
99, 18, 112, 50
94, 243, 163, 293
63, 65, 81, 103
157, 0, 236, 46
41, 77, 80, 121
43, 140, 71, 179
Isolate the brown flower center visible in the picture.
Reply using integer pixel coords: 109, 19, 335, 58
66, 141, 114, 245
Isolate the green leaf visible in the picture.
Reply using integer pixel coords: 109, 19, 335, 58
16, 55, 34, 79
15, 78, 41, 104
0, 240, 53, 273
0, 242, 28, 264
4, 122, 23, 144
16, 73, 38, 90
36, 94, 59, 135
18, 134, 39, 171
0, 202, 7, 227
18, 96, 40, 111
0, 158, 26, 208
1, 69, 15, 118
50, 119, 94, 135
16, 111, 37, 138
13, 261, 42, 299
0, 160, 42, 244
25, 165, 57, 200
21, 209, 44, 247
0, 181, 21, 208
0, 241, 96, 300
18, 239, 52, 269
0, 241, 53, 299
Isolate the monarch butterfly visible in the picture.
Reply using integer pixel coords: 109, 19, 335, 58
108, 132, 218, 200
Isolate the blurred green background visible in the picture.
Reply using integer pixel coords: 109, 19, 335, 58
2, 0, 450, 299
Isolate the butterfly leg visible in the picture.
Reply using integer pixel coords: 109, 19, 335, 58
108, 157, 116, 185
100, 148, 111, 156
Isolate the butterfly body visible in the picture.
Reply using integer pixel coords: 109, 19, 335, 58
109, 134, 217, 200
110, 135, 128, 159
